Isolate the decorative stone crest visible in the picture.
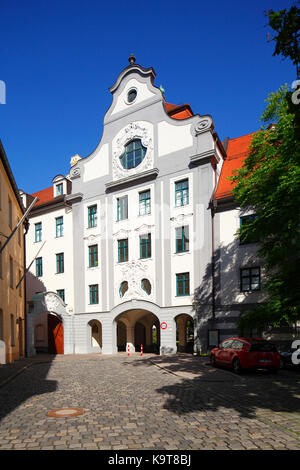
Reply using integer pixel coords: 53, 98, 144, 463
44, 292, 65, 311
118, 260, 153, 301
112, 122, 154, 181
70, 154, 82, 167
194, 117, 213, 135
70, 166, 81, 179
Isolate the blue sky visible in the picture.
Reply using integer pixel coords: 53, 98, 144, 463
0, 0, 295, 194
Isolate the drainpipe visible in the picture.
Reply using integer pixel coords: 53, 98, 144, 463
23, 218, 29, 358
211, 199, 216, 323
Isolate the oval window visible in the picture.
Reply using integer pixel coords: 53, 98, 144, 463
120, 139, 147, 169
127, 89, 137, 103
141, 278, 151, 295
119, 281, 128, 298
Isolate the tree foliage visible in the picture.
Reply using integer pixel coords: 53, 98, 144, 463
231, 85, 300, 330
266, 5, 300, 78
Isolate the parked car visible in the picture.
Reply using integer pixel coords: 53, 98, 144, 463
279, 346, 300, 370
210, 337, 281, 374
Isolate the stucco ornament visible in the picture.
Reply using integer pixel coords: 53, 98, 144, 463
70, 154, 82, 167
112, 121, 154, 181
70, 166, 81, 179
194, 117, 213, 135
119, 260, 153, 301
44, 292, 64, 312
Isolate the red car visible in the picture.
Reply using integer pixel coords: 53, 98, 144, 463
210, 337, 281, 374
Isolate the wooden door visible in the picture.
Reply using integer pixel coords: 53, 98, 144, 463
48, 314, 64, 354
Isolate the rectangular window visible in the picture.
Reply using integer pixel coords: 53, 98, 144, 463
56, 216, 64, 237
176, 272, 190, 296
35, 222, 42, 242
0, 310, 3, 341
56, 289, 65, 302
240, 214, 258, 244
8, 198, 12, 228
88, 205, 97, 228
118, 239, 128, 263
10, 314, 15, 347
9, 257, 13, 288
175, 226, 189, 253
139, 190, 151, 215
240, 267, 261, 292
56, 183, 63, 196
89, 284, 99, 304
140, 233, 151, 259
17, 219, 21, 245
117, 195, 128, 221
36, 257, 43, 277
89, 244, 98, 267
175, 179, 189, 207
56, 253, 64, 274
19, 269, 22, 296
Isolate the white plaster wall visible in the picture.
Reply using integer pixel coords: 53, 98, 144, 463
218, 209, 267, 305
82, 199, 102, 312
169, 172, 194, 306
158, 121, 193, 157
26, 207, 74, 312
112, 183, 156, 307
83, 144, 109, 182
111, 78, 156, 116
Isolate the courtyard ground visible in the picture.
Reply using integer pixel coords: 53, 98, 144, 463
0, 353, 300, 450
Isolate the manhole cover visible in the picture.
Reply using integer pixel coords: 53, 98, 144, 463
47, 408, 85, 418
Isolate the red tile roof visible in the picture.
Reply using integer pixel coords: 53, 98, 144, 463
31, 186, 54, 206
214, 132, 256, 200
165, 102, 193, 120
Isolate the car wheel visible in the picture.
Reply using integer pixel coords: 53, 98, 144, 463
210, 354, 216, 367
232, 357, 242, 374
280, 358, 285, 369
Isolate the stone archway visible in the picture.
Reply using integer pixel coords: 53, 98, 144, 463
175, 314, 195, 353
115, 308, 160, 354
88, 319, 102, 352
27, 292, 71, 357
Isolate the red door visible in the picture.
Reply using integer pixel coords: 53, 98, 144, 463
48, 314, 64, 354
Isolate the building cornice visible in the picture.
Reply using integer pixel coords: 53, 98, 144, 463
105, 168, 159, 193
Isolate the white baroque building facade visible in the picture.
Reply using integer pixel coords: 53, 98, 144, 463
22, 58, 269, 357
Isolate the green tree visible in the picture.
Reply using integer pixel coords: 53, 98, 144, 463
266, 5, 300, 78
231, 85, 300, 330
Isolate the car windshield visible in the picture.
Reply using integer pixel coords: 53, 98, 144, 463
248, 341, 277, 352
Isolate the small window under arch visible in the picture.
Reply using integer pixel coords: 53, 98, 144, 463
119, 281, 128, 298
141, 278, 151, 295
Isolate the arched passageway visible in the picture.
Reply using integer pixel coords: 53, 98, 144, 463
34, 312, 64, 354
88, 320, 102, 352
175, 314, 194, 353
116, 309, 160, 354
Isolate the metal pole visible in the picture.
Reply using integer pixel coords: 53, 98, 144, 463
15, 241, 46, 289
0, 197, 37, 255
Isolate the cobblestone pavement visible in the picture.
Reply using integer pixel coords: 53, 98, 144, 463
1, 353, 300, 450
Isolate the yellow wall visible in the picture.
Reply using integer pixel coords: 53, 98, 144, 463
0, 158, 25, 363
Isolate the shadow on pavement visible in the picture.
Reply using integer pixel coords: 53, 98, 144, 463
0, 355, 57, 423
128, 355, 300, 420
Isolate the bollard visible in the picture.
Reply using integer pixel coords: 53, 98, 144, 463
141, 344, 143, 356
127, 344, 130, 356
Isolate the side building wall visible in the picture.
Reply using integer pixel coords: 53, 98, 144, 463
0, 151, 25, 364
